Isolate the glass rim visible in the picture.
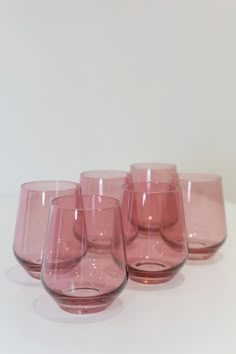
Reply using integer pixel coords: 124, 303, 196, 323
21, 180, 79, 193
122, 182, 181, 195
179, 173, 222, 183
131, 162, 177, 170
51, 194, 120, 211
80, 169, 128, 180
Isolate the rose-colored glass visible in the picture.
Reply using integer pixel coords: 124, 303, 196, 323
131, 162, 179, 185
42, 195, 128, 314
179, 173, 227, 260
121, 182, 188, 284
80, 170, 129, 199
80, 169, 136, 248
13, 181, 79, 279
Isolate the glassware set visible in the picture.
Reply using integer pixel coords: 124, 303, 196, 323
13, 163, 227, 314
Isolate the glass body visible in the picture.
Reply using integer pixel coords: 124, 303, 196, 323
130, 162, 178, 184
80, 170, 136, 251
121, 182, 188, 284
13, 181, 79, 279
180, 173, 227, 260
42, 195, 128, 314
80, 170, 129, 199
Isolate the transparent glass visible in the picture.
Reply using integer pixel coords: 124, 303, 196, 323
13, 181, 79, 279
180, 173, 227, 260
121, 182, 188, 284
80, 170, 129, 199
42, 195, 128, 314
130, 162, 178, 184
80, 170, 136, 252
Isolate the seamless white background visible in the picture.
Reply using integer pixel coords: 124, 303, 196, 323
0, 1, 235, 200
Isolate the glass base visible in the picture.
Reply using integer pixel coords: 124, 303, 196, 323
58, 303, 110, 314
14, 251, 41, 279
188, 239, 225, 260
27, 270, 41, 279
43, 278, 127, 315
128, 260, 186, 284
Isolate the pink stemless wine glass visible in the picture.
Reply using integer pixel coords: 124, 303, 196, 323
80, 170, 129, 199
13, 181, 80, 279
80, 170, 137, 246
121, 182, 188, 284
42, 195, 128, 314
130, 162, 179, 185
179, 173, 227, 260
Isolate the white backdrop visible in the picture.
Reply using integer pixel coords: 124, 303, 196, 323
0, 0, 235, 200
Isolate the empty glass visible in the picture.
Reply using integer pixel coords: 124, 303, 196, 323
121, 182, 188, 284
42, 195, 128, 314
13, 181, 79, 279
80, 169, 136, 250
80, 170, 129, 199
180, 173, 227, 260
130, 163, 178, 184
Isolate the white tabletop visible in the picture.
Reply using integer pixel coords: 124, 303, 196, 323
1, 196, 235, 354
